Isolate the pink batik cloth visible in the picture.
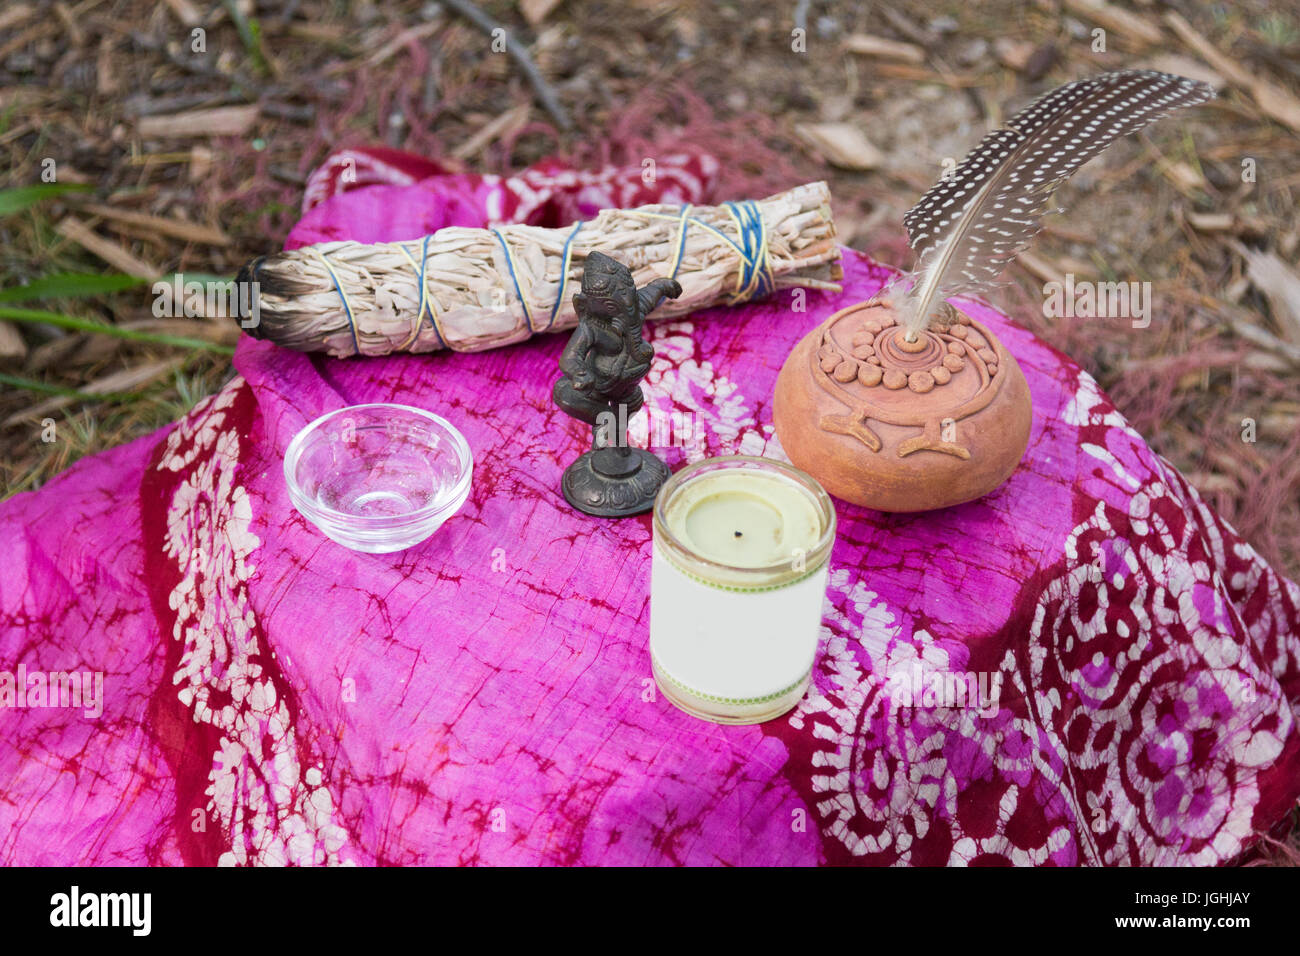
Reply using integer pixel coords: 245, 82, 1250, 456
1, 148, 1297, 866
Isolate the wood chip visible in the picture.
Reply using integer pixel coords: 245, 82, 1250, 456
1065, 0, 1162, 47
71, 201, 229, 247
993, 38, 1036, 72
54, 217, 159, 279
1248, 81, 1300, 135
1141, 53, 1226, 91
1184, 471, 1238, 494
521, 0, 562, 26
0, 3, 34, 33
1260, 411, 1300, 441
869, 62, 981, 86
1185, 211, 1235, 232
2, 357, 186, 428
137, 105, 259, 140
189, 145, 213, 181
162, 0, 203, 28
364, 19, 445, 67
1224, 312, 1300, 368
96, 36, 117, 95
0, 321, 26, 361
1014, 250, 1099, 287
451, 104, 530, 160
794, 122, 884, 170
843, 34, 926, 64
1184, 211, 1265, 236
1164, 11, 1300, 132
52, 2, 83, 47
1015, 252, 1060, 287
1159, 159, 1206, 194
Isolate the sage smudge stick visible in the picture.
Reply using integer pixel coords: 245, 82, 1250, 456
236, 182, 842, 358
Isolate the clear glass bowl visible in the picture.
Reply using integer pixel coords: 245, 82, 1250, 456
284, 403, 473, 553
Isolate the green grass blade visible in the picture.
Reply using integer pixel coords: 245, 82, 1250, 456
0, 305, 235, 354
0, 272, 146, 304
0, 372, 120, 400
0, 183, 94, 217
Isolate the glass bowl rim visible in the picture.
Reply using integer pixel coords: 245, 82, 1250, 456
283, 402, 473, 527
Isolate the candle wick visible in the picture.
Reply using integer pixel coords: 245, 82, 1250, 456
734, 531, 743, 538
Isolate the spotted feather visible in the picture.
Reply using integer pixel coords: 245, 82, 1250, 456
896, 70, 1214, 336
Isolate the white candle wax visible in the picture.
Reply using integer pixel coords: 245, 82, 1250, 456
650, 456, 835, 724
666, 471, 823, 568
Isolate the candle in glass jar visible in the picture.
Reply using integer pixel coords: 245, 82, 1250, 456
650, 456, 836, 724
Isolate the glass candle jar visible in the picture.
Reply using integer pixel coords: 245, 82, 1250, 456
650, 456, 836, 724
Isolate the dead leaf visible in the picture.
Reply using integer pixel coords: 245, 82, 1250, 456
1236, 244, 1300, 342
794, 122, 883, 170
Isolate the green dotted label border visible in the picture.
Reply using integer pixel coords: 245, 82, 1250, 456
652, 653, 812, 706
656, 547, 827, 593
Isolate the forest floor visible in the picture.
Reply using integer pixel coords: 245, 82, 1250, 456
1, 0, 1298, 862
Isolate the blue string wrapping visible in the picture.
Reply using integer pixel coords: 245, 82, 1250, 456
492, 228, 535, 333
547, 221, 584, 331
632, 200, 774, 306
396, 235, 450, 351
667, 204, 691, 280
316, 200, 777, 354
722, 200, 773, 304
312, 248, 361, 356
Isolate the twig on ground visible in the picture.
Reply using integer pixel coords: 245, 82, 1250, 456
439, 0, 572, 130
